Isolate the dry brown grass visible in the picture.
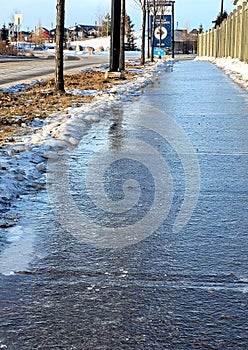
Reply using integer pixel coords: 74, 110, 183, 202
0, 69, 136, 145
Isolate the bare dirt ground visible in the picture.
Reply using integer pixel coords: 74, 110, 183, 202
0, 69, 137, 145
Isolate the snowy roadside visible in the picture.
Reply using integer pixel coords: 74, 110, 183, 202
195, 56, 248, 91
0, 58, 174, 231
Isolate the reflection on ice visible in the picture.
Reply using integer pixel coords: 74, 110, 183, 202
0, 224, 35, 276
0, 195, 44, 277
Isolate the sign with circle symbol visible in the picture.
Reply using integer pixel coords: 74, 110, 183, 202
154, 26, 168, 40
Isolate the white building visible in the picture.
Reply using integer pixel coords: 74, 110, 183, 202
232, 0, 247, 5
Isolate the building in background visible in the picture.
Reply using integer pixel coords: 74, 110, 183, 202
174, 29, 198, 54
66, 24, 98, 42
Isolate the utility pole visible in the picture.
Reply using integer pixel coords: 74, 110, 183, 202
55, 0, 65, 92
110, 0, 121, 72
119, 0, 126, 71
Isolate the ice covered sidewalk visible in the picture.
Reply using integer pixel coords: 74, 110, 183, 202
195, 56, 248, 91
1, 54, 247, 230
0, 59, 174, 229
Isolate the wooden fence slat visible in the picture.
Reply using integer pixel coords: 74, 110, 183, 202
198, 3, 248, 62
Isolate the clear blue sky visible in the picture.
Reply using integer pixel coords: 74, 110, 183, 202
0, 0, 235, 32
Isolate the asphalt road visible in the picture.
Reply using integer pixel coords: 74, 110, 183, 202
0, 54, 109, 88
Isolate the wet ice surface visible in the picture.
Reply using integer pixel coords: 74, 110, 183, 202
0, 61, 248, 349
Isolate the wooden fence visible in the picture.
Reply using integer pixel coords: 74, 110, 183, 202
198, 1, 248, 62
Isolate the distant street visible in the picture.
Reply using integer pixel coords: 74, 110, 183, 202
0, 54, 109, 88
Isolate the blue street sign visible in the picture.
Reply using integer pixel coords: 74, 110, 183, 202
150, 4, 173, 50
153, 47, 165, 56
154, 15, 172, 48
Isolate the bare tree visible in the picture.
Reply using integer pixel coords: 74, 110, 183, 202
134, 0, 161, 63
150, 0, 158, 62
147, 3, 151, 58
55, 0, 65, 92
134, 0, 147, 65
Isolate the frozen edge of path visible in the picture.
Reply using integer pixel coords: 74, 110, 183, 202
0, 58, 174, 276
195, 56, 248, 91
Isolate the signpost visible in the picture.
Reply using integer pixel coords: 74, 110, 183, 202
149, 1, 175, 58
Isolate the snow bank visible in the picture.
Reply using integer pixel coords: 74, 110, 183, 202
195, 56, 248, 91
67, 30, 142, 51
46, 35, 141, 58
68, 37, 110, 51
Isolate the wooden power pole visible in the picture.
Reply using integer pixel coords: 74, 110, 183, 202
55, 0, 65, 92
110, 0, 121, 72
119, 0, 126, 72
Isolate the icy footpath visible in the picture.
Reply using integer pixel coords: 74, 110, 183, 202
195, 56, 248, 91
29, 59, 173, 146
0, 59, 174, 228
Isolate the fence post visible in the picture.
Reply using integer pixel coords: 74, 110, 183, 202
205, 31, 208, 56
220, 22, 223, 57
244, 2, 248, 62
211, 28, 215, 57
229, 10, 236, 58
209, 29, 212, 57
198, 33, 202, 56
234, 7, 239, 58
207, 30, 210, 56
204, 31, 207, 56
213, 28, 217, 57
236, 6, 241, 59
223, 19, 227, 57
229, 14, 232, 57
240, 3, 245, 61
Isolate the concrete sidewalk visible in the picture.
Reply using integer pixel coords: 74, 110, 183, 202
0, 60, 247, 349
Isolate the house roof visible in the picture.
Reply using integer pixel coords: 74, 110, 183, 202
174, 29, 198, 42
174, 30, 188, 42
